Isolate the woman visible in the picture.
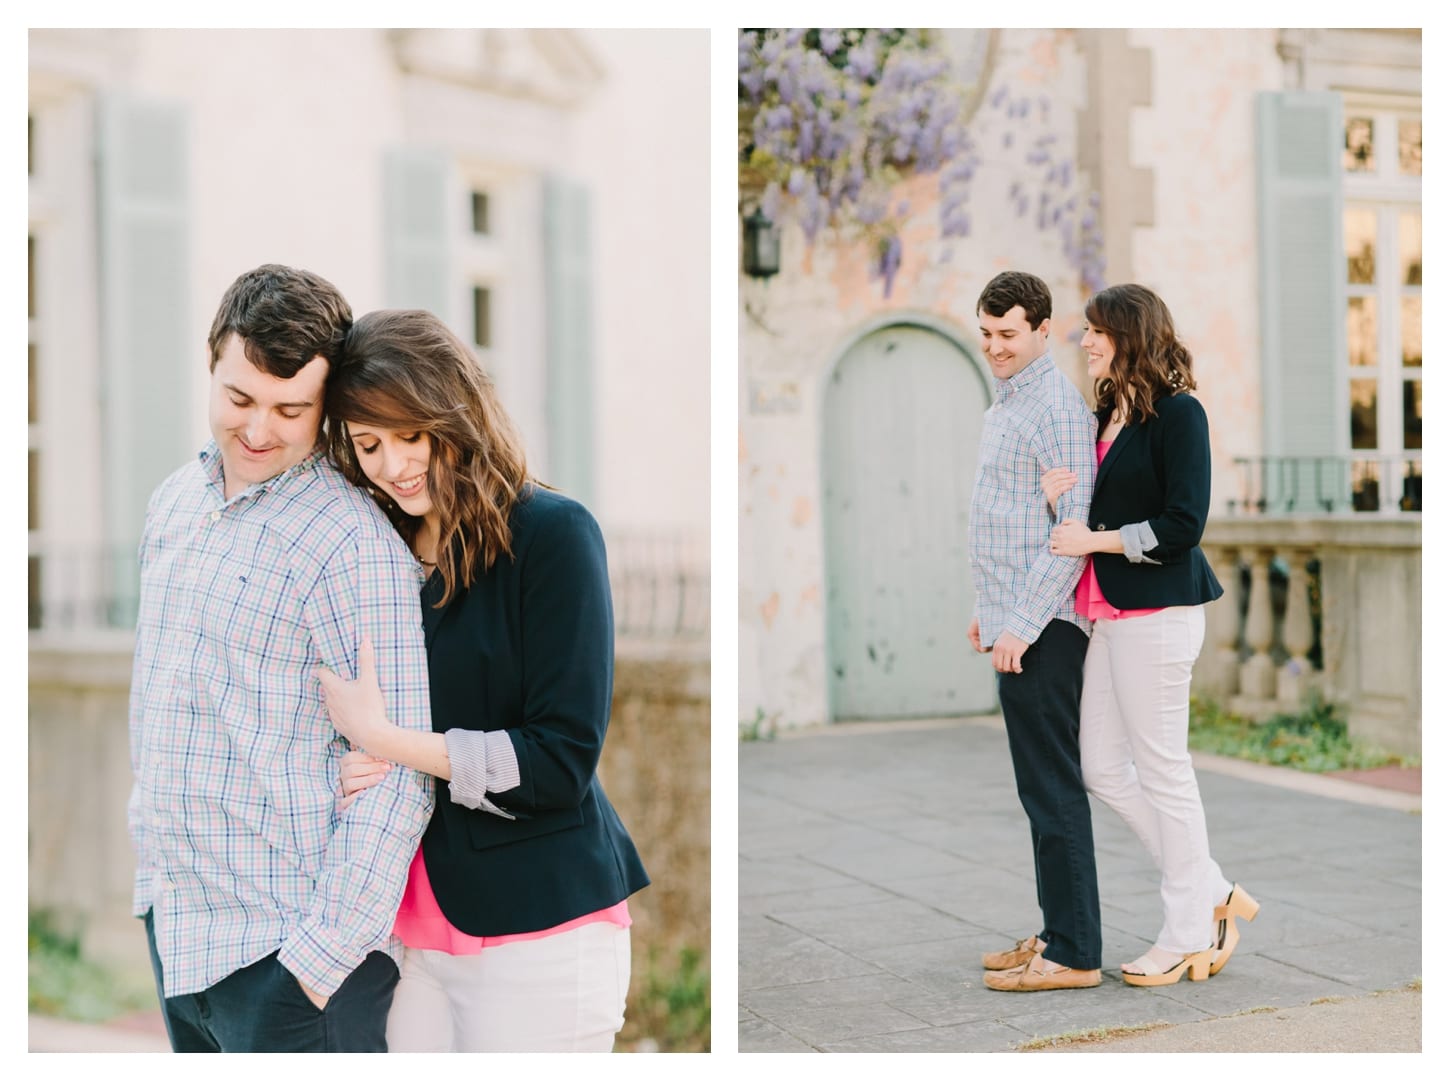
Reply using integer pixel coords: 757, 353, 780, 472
315, 309, 649, 1050
1043, 284, 1257, 987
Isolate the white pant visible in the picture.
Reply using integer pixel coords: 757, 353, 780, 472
1079, 605, 1232, 954
385, 922, 631, 1052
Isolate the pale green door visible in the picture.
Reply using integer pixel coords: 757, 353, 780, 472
823, 324, 996, 720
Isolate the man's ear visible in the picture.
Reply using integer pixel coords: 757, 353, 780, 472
1038, 316, 1052, 340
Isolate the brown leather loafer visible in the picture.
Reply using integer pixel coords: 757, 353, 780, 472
982, 934, 1045, 971
982, 953, 1102, 992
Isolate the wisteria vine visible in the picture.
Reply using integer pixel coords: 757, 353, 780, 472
739, 28, 1106, 298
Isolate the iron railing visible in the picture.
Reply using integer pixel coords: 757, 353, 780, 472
606, 531, 710, 642
1227, 455, 1421, 516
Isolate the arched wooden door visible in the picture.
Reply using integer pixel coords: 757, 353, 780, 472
823, 323, 997, 720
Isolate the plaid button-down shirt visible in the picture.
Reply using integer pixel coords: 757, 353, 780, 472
129, 442, 435, 997
968, 351, 1097, 647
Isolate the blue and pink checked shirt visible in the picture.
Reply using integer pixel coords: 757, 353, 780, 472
128, 442, 435, 998
968, 351, 1097, 647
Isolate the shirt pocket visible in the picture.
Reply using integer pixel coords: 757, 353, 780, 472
196, 548, 332, 770
198, 549, 312, 669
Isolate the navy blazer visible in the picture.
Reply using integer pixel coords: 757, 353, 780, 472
417, 485, 648, 937
1086, 393, 1224, 610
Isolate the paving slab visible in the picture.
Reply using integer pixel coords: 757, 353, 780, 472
739, 715, 1422, 1053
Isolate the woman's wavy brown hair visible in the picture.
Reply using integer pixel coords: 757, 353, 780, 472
326, 309, 531, 606
1084, 283, 1196, 428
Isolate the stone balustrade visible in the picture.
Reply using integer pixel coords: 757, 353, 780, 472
1196, 515, 1421, 755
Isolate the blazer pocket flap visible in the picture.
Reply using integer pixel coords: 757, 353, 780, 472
464, 804, 585, 850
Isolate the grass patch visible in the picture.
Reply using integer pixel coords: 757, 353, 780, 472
618, 945, 709, 1053
1188, 694, 1418, 773
740, 707, 778, 742
1018, 1021, 1172, 1050
28, 911, 155, 1024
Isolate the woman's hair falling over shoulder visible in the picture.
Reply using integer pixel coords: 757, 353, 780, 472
1085, 283, 1196, 424
325, 309, 531, 605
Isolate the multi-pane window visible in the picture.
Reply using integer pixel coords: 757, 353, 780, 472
454, 169, 549, 485
1342, 101, 1421, 512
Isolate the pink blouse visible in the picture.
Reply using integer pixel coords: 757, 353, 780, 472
1074, 441, 1164, 623
393, 847, 631, 954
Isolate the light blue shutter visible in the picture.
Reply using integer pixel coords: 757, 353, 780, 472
96, 95, 191, 624
383, 148, 451, 316
1256, 92, 1346, 506
542, 175, 594, 506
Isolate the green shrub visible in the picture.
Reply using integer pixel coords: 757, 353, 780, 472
619, 945, 710, 1053
1188, 694, 1419, 773
740, 706, 778, 742
28, 911, 154, 1023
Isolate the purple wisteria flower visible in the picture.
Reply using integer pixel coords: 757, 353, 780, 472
739, 28, 1108, 297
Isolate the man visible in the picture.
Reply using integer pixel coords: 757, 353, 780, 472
129, 264, 435, 1050
966, 270, 1102, 992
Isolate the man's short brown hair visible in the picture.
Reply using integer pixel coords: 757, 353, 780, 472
207, 264, 352, 377
976, 271, 1053, 330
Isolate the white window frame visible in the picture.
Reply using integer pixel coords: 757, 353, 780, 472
1341, 91, 1421, 515
451, 163, 550, 477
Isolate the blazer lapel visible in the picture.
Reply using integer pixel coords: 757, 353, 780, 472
1096, 421, 1143, 493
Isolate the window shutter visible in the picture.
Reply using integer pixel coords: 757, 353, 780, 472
383, 148, 451, 315
96, 94, 191, 607
542, 175, 595, 507
1256, 92, 1346, 501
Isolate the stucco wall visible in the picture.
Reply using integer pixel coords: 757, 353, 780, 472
740, 29, 1095, 728
1130, 28, 1283, 506
575, 30, 712, 539
29, 27, 709, 544
739, 29, 1300, 728
118, 30, 405, 443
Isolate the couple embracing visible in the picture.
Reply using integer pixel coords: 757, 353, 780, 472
966, 270, 1258, 993
129, 265, 649, 1052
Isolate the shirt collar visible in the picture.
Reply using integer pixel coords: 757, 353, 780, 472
995, 350, 1056, 398
198, 440, 328, 503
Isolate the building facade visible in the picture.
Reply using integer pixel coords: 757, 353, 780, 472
27, 27, 711, 984
739, 28, 1421, 746
29, 27, 710, 638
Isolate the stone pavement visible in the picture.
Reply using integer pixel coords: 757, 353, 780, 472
739, 715, 1423, 1053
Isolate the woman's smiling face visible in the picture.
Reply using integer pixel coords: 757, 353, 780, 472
348, 423, 433, 517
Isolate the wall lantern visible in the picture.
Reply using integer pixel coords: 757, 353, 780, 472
742, 208, 780, 279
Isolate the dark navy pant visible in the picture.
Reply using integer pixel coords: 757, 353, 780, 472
995, 618, 1102, 971
144, 910, 399, 1052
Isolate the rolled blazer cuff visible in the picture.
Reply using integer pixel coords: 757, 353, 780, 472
444, 728, 521, 819
1120, 521, 1163, 565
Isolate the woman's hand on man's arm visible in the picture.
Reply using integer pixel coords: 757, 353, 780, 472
337, 749, 392, 811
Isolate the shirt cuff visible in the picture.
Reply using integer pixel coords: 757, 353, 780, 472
278, 921, 367, 998
1003, 611, 1045, 646
443, 728, 520, 819
1120, 521, 1163, 564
